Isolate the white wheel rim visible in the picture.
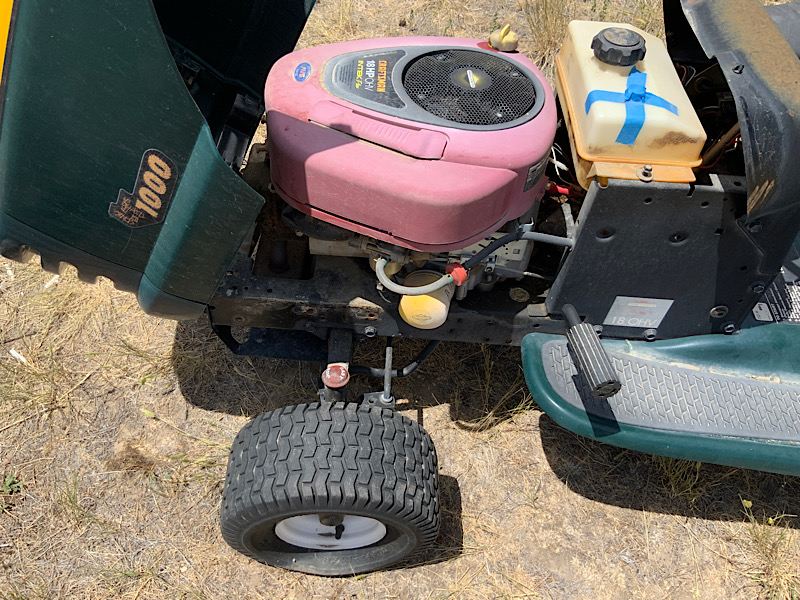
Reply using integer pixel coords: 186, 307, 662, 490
275, 514, 387, 550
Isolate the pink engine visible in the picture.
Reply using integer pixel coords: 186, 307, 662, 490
265, 38, 557, 252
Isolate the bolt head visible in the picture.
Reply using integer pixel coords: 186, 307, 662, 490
636, 165, 654, 182
710, 305, 729, 319
747, 220, 763, 233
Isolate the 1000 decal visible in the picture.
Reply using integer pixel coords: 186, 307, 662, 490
109, 149, 178, 228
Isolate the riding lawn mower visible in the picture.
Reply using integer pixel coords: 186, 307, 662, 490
1, 0, 800, 576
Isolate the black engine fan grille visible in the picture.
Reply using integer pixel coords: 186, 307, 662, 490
402, 49, 537, 126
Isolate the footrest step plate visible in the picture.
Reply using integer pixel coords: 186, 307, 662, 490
521, 325, 800, 476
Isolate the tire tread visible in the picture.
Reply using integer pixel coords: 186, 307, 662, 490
220, 402, 439, 569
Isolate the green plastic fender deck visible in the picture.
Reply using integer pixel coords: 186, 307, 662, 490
521, 324, 800, 476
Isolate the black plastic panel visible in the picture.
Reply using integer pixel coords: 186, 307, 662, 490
546, 176, 766, 339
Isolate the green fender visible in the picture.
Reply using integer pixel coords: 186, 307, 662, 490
0, 0, 304, 318
521, 324, 800, 476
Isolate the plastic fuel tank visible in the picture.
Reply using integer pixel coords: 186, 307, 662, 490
556, 21, 706, 188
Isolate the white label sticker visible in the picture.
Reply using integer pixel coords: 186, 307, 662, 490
523, 157, 547, 191
603, 296, 674, 328
752, 302, 774, 322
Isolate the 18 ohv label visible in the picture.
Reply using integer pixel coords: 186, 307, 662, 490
109, 149, 178, 228
332, 49, 405, 108
603, 296, 674, 328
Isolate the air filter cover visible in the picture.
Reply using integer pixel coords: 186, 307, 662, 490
324, 45, 545, 130
404, 49, 537, 125
266, 37, 557, 251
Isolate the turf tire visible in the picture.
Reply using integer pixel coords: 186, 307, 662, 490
220, 401, 439, 575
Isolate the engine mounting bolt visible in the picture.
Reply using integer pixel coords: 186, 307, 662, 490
364, 326, 377, 338
751, 281, 766, 294
321, 363, 350, 389
643, 328, 657, 341
722, 322, 737, 334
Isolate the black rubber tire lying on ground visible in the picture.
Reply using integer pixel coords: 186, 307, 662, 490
220, 401, 439, 576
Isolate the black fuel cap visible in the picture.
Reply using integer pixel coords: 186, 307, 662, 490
591, 27, 646, 66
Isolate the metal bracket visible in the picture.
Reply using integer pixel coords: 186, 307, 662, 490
364, 391, 396, 409
363, 340, 396, 409
484, 255, 497, 274
320, 328, 354, 402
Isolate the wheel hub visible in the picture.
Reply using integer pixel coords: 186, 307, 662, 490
274, 514, 387, 550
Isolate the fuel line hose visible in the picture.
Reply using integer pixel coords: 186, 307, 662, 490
374, 231, 573, 296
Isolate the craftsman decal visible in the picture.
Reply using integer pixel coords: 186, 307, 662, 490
330, 49, 406, 108
108, 149, 178, 228
294, 62, 311, 82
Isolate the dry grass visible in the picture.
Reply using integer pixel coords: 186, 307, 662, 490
739, 503, 800, 600
2, 1, 800, 599
2, 253, 800, 599
301, 0, 663, 81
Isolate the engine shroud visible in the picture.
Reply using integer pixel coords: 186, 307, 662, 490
265, 37, 557, 251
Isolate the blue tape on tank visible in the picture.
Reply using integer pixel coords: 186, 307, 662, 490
585, 67, 678, 146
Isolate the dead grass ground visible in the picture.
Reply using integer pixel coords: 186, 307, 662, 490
2, 1, 800, 599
